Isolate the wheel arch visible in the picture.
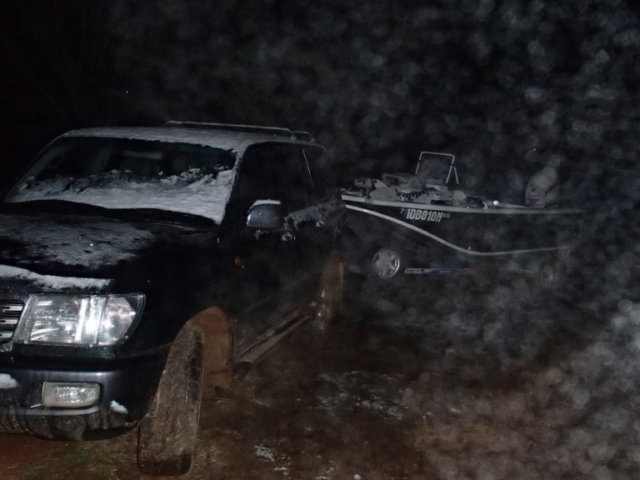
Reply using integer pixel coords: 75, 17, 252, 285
182, 306, 234, 389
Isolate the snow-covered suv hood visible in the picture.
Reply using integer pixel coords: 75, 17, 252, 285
0, 213, 155, 269
0, 211, 208, 292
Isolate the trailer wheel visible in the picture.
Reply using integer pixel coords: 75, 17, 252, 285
361, 277, 403, 315
137, 324, 204, 476
539, 264, 558, 286
535, 248, 574, 290
370, 247, 403, 280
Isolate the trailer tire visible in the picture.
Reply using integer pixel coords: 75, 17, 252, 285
369, 247, 404, 280
360, 246, 406, 314
137, 324, 204, 476
361, 277, 403, 315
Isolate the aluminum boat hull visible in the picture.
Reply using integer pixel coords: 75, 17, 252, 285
342, 193, 584, 278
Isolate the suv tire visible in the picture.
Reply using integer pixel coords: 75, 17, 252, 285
312, 250, 345, 335
137, 324, 204, 475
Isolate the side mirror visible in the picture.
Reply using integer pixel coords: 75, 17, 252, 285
246, 200, 284, 230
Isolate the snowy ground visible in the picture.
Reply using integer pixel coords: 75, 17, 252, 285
1, 275, 638, 479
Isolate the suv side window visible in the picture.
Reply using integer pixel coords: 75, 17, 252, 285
229, 143, 313, 223
276, 144, 313, 211
303, 146, 335, 200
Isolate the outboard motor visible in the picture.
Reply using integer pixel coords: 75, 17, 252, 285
525, 163, 560, 207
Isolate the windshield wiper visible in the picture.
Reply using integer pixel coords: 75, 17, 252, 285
109, 208, 217, 226
0, 200, 216, 227
0, 199, 109, 214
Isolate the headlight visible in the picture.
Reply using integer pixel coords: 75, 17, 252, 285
14, 294, 144, 346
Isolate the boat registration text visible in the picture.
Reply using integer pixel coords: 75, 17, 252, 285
400, 208, 450, 222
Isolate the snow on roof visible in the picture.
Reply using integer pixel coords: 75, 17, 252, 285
0, 264, 112, 291
61, 126, 307, 156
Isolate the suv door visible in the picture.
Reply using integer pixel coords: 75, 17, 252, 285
223, 142, 317, 353
299, 145, 347, 272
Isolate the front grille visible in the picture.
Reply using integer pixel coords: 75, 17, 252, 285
0, 301, 24, 344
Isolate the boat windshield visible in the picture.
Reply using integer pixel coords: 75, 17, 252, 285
415, 152, 458, 186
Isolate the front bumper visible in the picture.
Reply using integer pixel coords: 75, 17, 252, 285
0, 354, 165, 441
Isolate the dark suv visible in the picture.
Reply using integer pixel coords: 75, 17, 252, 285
0, 123, 346, 474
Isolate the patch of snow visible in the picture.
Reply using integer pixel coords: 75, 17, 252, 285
360, 398, 405, 420
315, 466, 335, 480
274, 466, 289, 476
386, 405, 404, 420
252, 199, 281, 207
0, 214, 154, 268
252, 445, 290, 475
286, 199, 342, 229
109, 400, 128, 414
0, 373, 18, 389
254, 445, 276, 462
0, 265, 111, 291
9, 169, 237, 224
316, 371, 407, 420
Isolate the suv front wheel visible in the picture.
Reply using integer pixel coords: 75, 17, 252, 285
137, 324, 204, 476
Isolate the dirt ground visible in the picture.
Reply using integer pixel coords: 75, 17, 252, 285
0, 277, 636, 480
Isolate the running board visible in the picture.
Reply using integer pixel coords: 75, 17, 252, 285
237, 310, 311, 365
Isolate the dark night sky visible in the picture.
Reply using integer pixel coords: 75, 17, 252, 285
1, 0, 639, 203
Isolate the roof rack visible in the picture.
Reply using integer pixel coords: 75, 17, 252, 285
292, 130, 314, 142
164, 121, 314, 142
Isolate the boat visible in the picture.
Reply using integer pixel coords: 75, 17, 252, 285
341, 151, 584, 283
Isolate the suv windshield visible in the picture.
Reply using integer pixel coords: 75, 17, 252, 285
5, 137, 237, 223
